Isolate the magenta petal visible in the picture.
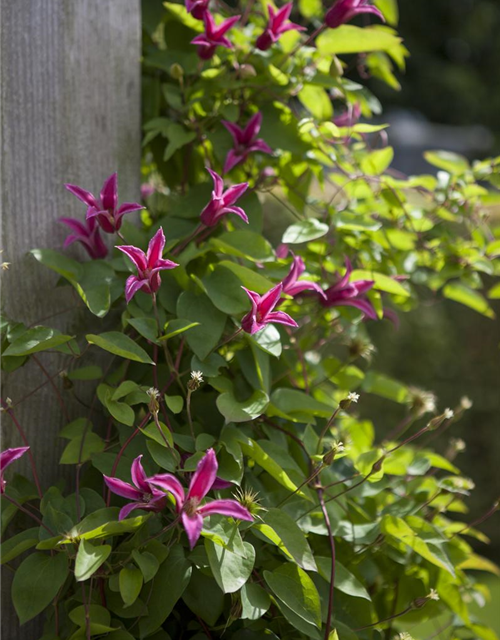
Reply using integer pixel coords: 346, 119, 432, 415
222, 182, 248, 206
131, 455, 150, 493
267, 310, 298, 328
59, 217, 89, 236
286, 280, 326, 297
223, 206, 249, 224
104, 476, 143, 501
118, 502, 156, 521
198, 499, 253, 521
188, 448, 218, 501
222, 120, 244, 145
151, 258, 179, 272
125, 275, 149, 303
241, 311, 264, 335
191, 34, 211, 46
181, 512, 204, 549
241, 287, 261, 310
259, 283, 283, 318
0, 447, 30, 473
65, 184, 99, 209
149, 474, 186, 510
223, 149, 244, 174
339, 297, 379, 320
146, 227, 166, 267
243, 112, 263, 144
353, 279, 375, 295
249, 139, 273, 156
356, 4, 385, 21
211, 477, 234, 490
100, 173, 118, 211
207, 167, 224, 198
117, 202, 144, 216
116, 245, 148, 271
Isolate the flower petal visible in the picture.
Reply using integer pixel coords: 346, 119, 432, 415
100, 173, 118, 211
64, 184, 99, 208
181, 512, 204, 549
116, 202, 144, 217
118, 502, 157, 521
223, 206, 248, 224
197, 499, 253, 521
286, 280, 326, 298
0, 447, 30, 473
243, 112, 263, 144
188, 448, 218, 501
116, 245, 148, 272
103, 476, 143, 501
131, 455, 150, 492
259, 283, 283, 318
222, 182, 248, 206
146, 227, 166, 268
249, 139, 273, 155
266, 310, 298, 328
125, 275, 149, 303
222, 120, 244, 145
336, 297, 379, 320
223, 149, 244, 174
207, 167, 224, 198
149, 474, 186, 510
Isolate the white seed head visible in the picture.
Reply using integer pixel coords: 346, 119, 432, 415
451, 437, 466, 452
147, 387, 160, 400
460, 396, 473, 410
428, 588, 440, 601
191, 371, 204, 384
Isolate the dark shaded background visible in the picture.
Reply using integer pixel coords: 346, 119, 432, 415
366, 0, 500, 560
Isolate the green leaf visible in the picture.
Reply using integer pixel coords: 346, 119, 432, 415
75, 539, 112, 582
3, 326, 74, 356
182, 570, 224, 625
349, 269, 409, 297
316, 557, 371, 600
205, 538, 255, 594
261, 509, 316, 571
59, 432, 105, 464
282, 219, 329, 244
12, 552, 69, 624
177, 292, 226, 360
298, 85, 333, 120
424, 150, 470, 175
264, 563, 322, 629
139, 544, 192, 637
30, 248, 83, 281
162, 123, 196, 161
127, 317, 158, 342
270, 388, 334, 422
119, 567, 143, 606
238, 434, 304, 496
219, 260, 274, 293
443, 282, 495, 319
362, 371, 409, 403
203, 266, 250, 315
86, 332, 154, 364
132, 550, 160, 582
0, 527, 39, 564
317, 25, 402, 55
240, 582, 271, 620
360, 147, 394, 175
216, 389, 269, 422
67, 365, 103, 381
211, 230, 274, 262
248, 324, 282, 358
69, 604, 111, 628
66, 514, 150, 543
165, 394, 184, 414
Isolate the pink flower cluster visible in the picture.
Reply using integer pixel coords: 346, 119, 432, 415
187, 1, 384, 59
104, 449, 253, 549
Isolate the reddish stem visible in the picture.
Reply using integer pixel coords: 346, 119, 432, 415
318, 488, 335, 640
32, 355, 71, 422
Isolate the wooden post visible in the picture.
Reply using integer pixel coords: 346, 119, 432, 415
0, 1, 141, 637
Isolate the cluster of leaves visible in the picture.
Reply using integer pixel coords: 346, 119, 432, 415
2, 1, 500, 639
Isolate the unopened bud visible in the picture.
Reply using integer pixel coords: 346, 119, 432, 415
450, 437, 466, 453
169, 63, 184, 81
1, 397, 13, 411
329, 56, 344, 78
339, 392, 359, 410
427, 408, 454, 431
147, 387, 160, 415
59, 370, 73, 390
239, 63, 257, 79
323, 441, 345, 465
371, 457, 384, 473
188, 371, 204, 391
460, 396, 472, 410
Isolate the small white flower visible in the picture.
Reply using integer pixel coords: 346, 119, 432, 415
191, 371, 204, 384
333, 441, 346, 454
451, 437, 466, 452
443, 408, 454, 420
428, 588, 440, 601
347, 392, 360, 403
460, 396, 473, 410
1, 262, 10, 271
147, 387, 160, 400
395, 633, 414, 640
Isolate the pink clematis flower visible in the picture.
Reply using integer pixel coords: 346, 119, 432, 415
256, 3, 306, 51
59, 217, 108, 260
222, 113, 273, 174
200, 168, 249, 227
0, 447, 30, 494
65, 173, 144, 234
320, 257, 378, 319
276, 243, 290, 259
149, 449, 253, 549
186, 0, 210, 20
325, 0, 385, 29
241, 283, 298, 334
282, 255, 326, 298
334, 102, 362, 128
117, 227, 178, 303
104, 455, 177, 520
191, 12, 240, 60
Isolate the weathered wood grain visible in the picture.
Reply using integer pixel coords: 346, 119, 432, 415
0, 1, 141, 637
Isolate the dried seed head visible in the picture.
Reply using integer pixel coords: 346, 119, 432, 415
323, 441, 346, 466
408, 386, 437, 416
233, 487, 264, 517
147, 387, 160, 415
